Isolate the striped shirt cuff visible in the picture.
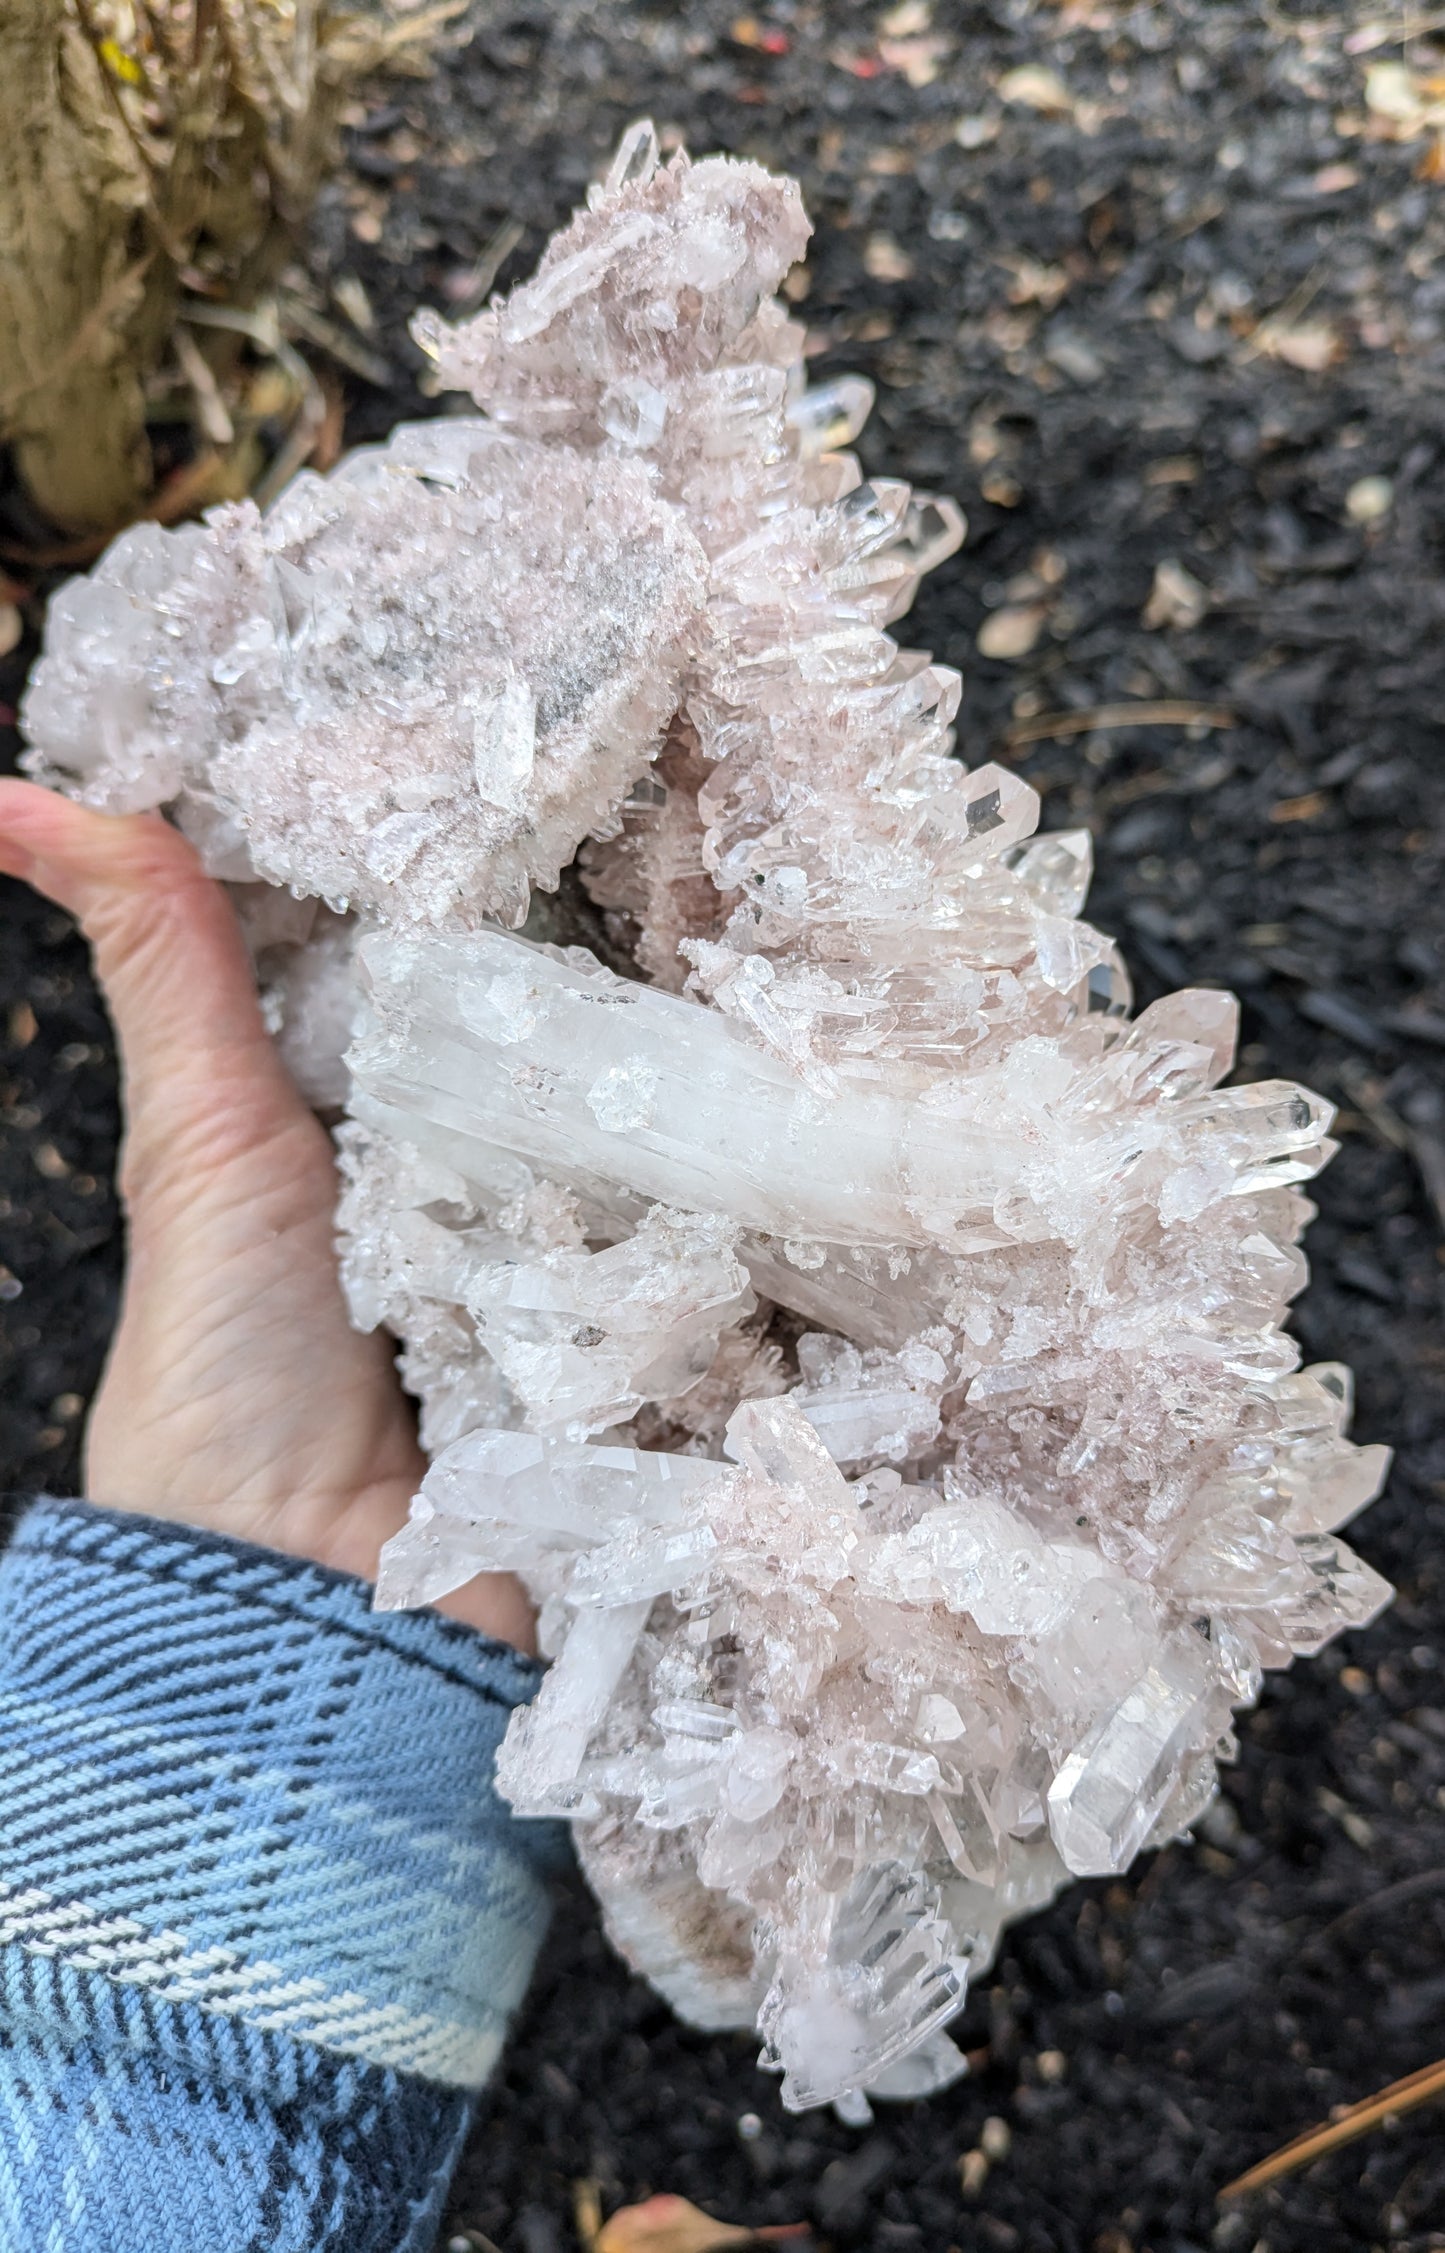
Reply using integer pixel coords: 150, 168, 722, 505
0, 1497, 561, 2097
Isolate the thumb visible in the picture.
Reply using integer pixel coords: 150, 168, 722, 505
0, 780, 327, 1206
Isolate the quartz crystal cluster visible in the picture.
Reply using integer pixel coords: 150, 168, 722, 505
23, 125, 1393, 2114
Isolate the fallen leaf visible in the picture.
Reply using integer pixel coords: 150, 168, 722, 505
977, 603, 1046, 660
1142, 559, 1208, 631
596, 2194, 811, 2253
997, 64, 1072, 116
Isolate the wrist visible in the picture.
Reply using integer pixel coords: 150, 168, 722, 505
78, 1471, 538, 1657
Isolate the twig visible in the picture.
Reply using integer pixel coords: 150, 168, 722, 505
1003, 700, 1235, 748
1219, 2056, 1445, 2200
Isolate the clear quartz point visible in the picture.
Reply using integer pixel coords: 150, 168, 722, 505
787, 374, 877, 456
1046, 1645, 1213, 1877
601, 117, 661, 199
23, 118, 1393, 2117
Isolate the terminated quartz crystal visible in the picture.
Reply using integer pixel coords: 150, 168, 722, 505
23, 127, 1393, 2114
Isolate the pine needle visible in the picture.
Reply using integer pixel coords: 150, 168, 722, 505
1004, 700, 1235, 747
1218, 2055, 1445, 2200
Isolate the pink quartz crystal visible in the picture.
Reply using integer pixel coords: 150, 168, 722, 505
24, 125, 1392, 2116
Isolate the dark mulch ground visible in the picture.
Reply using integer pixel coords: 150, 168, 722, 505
5, 3, 1445, 2248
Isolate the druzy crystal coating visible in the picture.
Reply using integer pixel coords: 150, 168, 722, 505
23, 125, 1392, 2114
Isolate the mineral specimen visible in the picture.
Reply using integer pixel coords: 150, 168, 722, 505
23, 124, 1393, 2116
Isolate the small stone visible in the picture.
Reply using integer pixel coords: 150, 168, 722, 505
1345, 474, 1393, 524
977, 604, 1046, 659
997, 64, 1072, 115
1365, 60, 1421, 122
1142, 560, 1208, 631
959, 2148, 990, 2195
864, 232, 914, 282
980, 2115, 1012, 2160
1260, 319, 1342, 372
955, 113, 1001, 149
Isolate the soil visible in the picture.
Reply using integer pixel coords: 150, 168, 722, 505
4, 4, 1445, 2249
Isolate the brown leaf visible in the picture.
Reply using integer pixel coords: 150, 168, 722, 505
595, 2195, 811, 2253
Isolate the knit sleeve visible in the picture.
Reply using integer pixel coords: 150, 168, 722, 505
0, 1497, 562, 2253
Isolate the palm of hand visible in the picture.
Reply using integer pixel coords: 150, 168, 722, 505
0, 779, 533, 1651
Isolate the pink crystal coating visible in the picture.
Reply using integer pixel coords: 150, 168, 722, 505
23, 129, 1392, 2115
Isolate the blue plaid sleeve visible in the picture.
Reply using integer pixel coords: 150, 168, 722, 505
0, 1498, 561, 2253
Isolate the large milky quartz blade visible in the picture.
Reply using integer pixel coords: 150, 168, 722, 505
351, 929, 1025, 1251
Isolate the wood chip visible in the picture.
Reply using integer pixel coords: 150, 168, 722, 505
1269, 790, 1329, 823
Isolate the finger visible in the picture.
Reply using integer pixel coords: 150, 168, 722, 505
0, 780, 322, 1196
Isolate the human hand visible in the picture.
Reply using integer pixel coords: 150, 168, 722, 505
0, 778, 534, 1652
